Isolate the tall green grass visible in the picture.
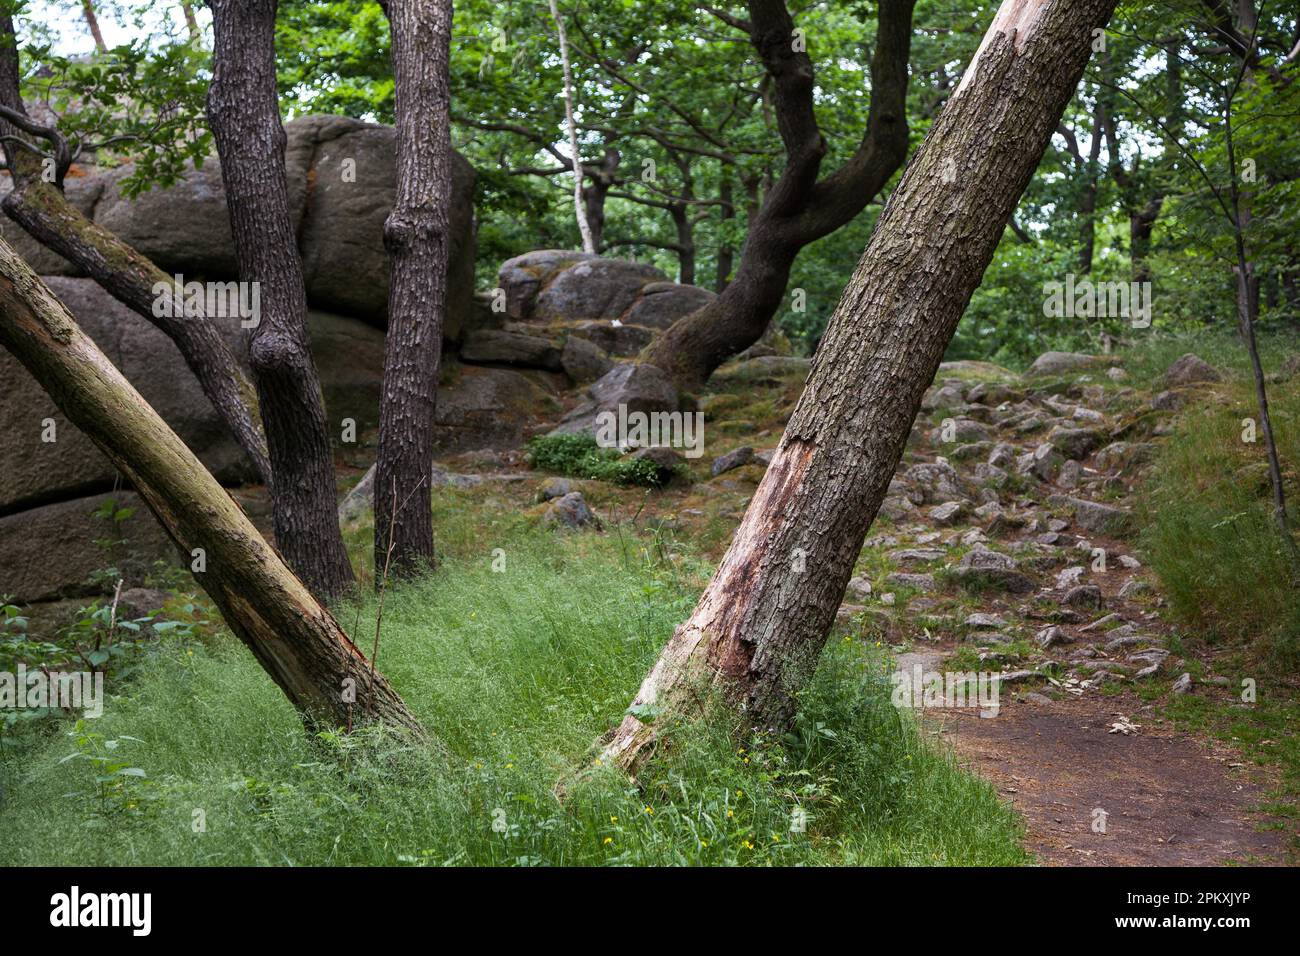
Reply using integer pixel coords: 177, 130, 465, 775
1134, 332, 1300, 664
0, 521, 1027, 866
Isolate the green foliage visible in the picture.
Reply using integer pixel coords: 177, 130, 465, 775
13, 5, 212, 196
0, 527, 1027, 866
527, 434, 673, 487
1137, 334, 1300, 664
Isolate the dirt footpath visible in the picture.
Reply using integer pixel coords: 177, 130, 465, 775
929, 694, 1290, 865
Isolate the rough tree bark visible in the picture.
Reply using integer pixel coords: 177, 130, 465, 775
604, 0, 1121, 773
0, 12, 271, 484
205, 0, 354, 600
639, 0, 915, 390
0, 242, 423, 734
373, 0, 454, 578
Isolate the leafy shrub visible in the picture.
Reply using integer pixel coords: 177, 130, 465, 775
527, 434, 674, 487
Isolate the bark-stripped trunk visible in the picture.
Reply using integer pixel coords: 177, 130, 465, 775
0, 14, 270, 484
206, 0, 354, 600
0, 243, 422, 734
373, 0, 454, 578
639, 0, 915, 390
605, 0, 1120, 772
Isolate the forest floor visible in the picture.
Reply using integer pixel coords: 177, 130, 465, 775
408, 335, 1300, 866
7, 336, 1298, 866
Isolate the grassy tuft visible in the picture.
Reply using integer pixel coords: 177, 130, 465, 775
1134, 332, 1300, 664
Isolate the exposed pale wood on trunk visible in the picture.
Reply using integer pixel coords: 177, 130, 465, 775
604, 0, 1120, 773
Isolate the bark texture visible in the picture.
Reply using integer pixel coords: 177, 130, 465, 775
0, 241, 423, 734
605, 0, 1121, 772
374, 0, 454, 578
0, 13, 271, 484
205, 0, 354, 600
639, 0, 915, 389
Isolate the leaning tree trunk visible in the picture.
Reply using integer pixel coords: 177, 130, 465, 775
604, 0, 1121, 773
0, 242, 423, 735
373, 0, 454, 579
0, 13, 270, 483
206, 0, 354, 600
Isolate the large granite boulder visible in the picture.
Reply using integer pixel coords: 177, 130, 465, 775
625, 282, 715, 329
290, 115, 477, 333
3, 115, 478, 340
433, 365, 561, 455
549, 362, 680, 437
496, 250, 711, 340
532, 257, 667, 323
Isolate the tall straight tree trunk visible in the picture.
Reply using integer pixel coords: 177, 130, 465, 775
604, 0, 1120, 773
0, 14, 270, 483
205, 0, 354, 600
373, 0, 454, 578
0, 243, 423, 734
547, 0, 595, 254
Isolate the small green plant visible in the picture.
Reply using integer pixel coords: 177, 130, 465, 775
527, 434, 677, 487
58, 719, 153, 816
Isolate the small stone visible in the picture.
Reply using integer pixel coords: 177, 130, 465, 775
630, 446, 688, 485
711, 445, 754, 477
1164, 354, 1222, 387
846, 576, 873, 601
930, 501, 967, 526
965, 612, 1005, 630
885, 572, 937, 592
889, 548, 948, 564
1151, 390, 1185, 411
1036, 625, 1072, 648
1172, 672, 1194, 695
1117, 578, 1150, 599
534, 477, 572, 503
1062, 584, 1103, 609
1055, 566, 1086, 589
1048, 426, 1103, 461
1118, 554, 1141, 569
952, 548, 1035, 593
542, 491, 602, 530
1071, 497, 1134, 535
